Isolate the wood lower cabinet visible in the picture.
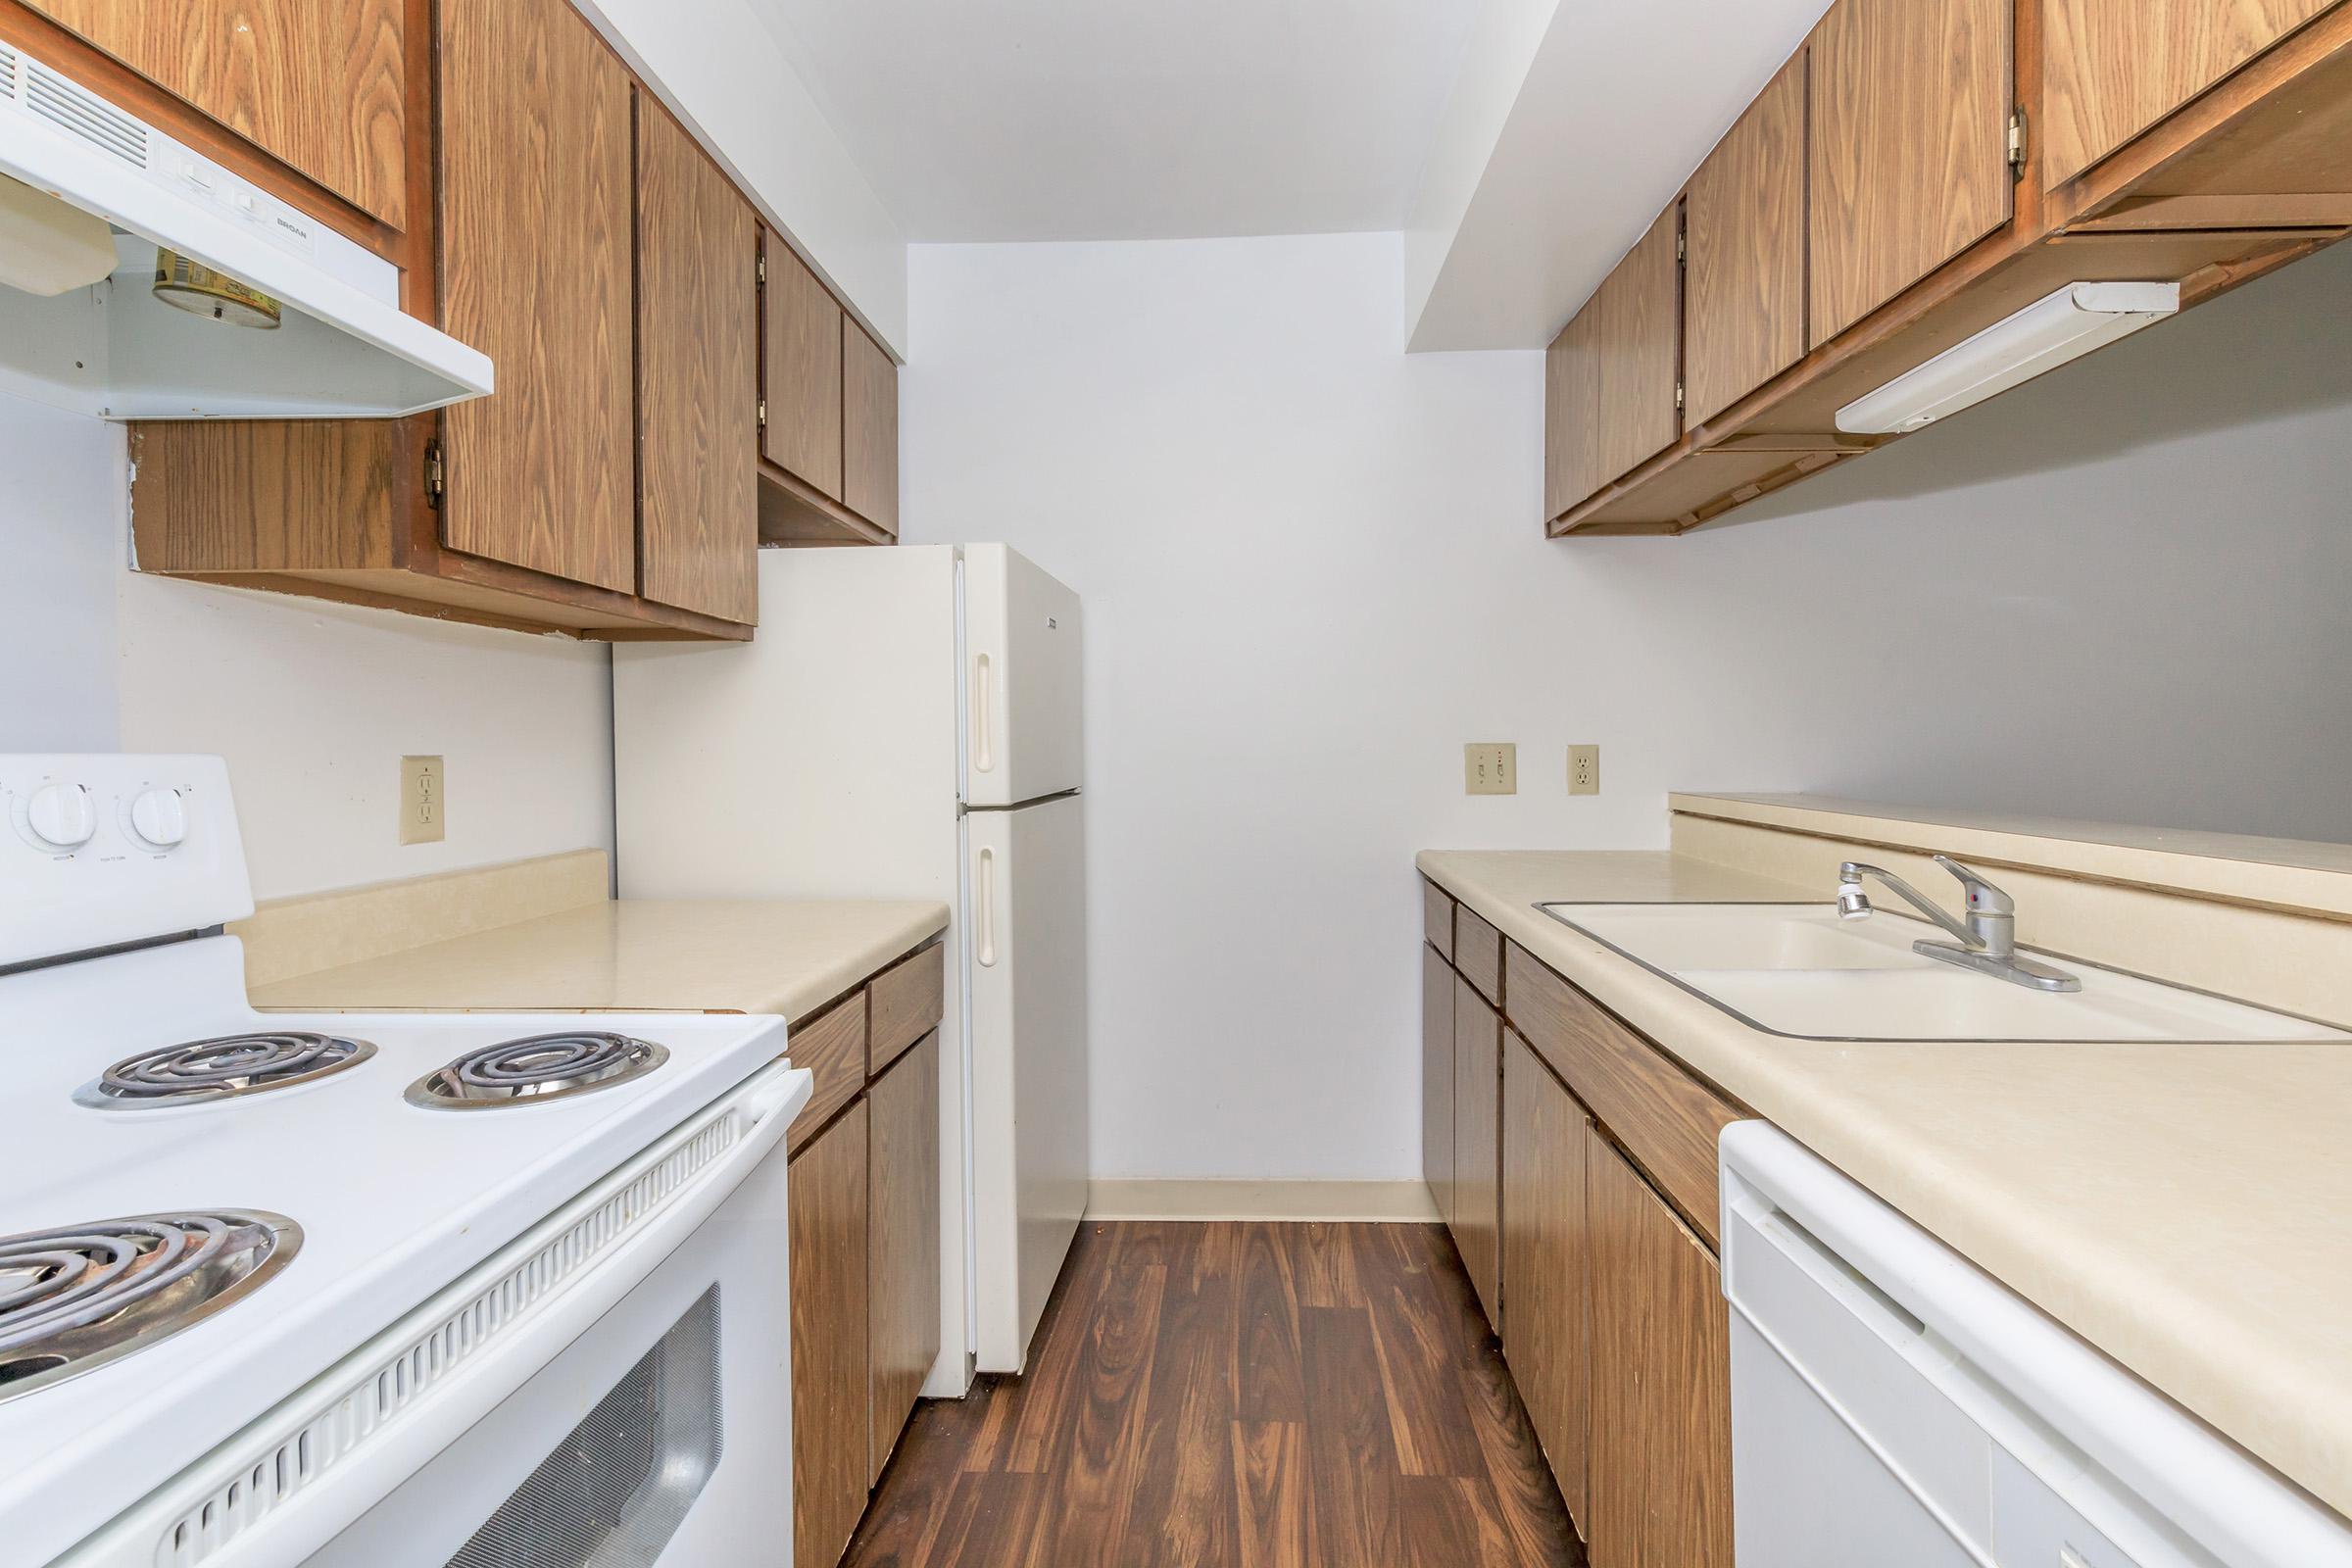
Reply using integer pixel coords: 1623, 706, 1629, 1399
1806, 0, 2014, 346
1684, 54, 1807, 427
2042, 0, 2340, 187
1452, 974, 1502, 1329
867, 1030, 941, 1484
790, 1097, 870, 1568
786, 938, 946, 1567
1586, 1131, 1735, 1568
1422, 941, 1455, 1224
634, 94, 759, 625
1501, 1029, 1591, 1531
20, 0, 413, 231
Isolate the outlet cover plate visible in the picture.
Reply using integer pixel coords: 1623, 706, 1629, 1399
1465, 743, 1517, 796
1568, 744, 1600, 796
401, 755, 445, 845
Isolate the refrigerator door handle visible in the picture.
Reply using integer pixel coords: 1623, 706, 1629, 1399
976, 845, 998, 967
972, 653, 996, 775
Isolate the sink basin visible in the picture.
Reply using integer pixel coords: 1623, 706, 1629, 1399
1537, 903, 2348, 1043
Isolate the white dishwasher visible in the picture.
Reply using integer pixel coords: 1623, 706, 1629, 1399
1719, 1122, 2352, 1568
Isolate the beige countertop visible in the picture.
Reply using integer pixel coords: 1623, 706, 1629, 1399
1418, 848, 2352, 1522
247, 899, 950, 1022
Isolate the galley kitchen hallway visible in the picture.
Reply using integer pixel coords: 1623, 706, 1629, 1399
842, 1220, 1583, 1567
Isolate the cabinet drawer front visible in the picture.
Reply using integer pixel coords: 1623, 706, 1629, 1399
868, 942, 945, 1076
1423, 879, 1455, 961
787, 993, 869, 1152
1504, 942, 1740, 1246
1454, 906, 1502, 1004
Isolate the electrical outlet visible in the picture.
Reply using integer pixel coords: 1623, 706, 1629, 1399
1567, 744, 1600, 796
401, 755, 445, 845
1465, 743, 1517, 796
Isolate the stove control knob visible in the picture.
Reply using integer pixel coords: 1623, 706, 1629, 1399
26, 782, 97, 851
129, 787, 190, 851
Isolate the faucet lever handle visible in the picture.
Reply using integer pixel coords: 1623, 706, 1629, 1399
1934, 855, 2013, 915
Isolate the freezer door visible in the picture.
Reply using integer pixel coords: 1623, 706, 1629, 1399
962, 544, 1083, 808
965, 793, 1089, 1372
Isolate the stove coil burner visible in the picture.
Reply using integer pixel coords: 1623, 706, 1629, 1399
405, 1032, 668, 1109
76, 1032, 375, 1108
0, 1211, 301, 1402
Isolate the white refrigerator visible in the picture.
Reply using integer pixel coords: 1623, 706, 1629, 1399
612, 544, 1088, 1386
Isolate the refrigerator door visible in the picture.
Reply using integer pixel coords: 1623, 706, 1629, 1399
965, 792, 1090, 1373
962, 544, 1084, 808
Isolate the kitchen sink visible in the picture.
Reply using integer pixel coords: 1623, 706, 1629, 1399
1536, 903, 2348, 1043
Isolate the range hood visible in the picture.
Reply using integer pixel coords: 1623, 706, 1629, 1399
0, 38, 492, 419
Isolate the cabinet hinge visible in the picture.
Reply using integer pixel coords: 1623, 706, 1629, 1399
757, 398, 767, 431
1675, 380, 1686, 412
2007, 106, 2029, 178
1677, 230, 1687, 263
757, 252, 767, 287
423, 441, 445, 509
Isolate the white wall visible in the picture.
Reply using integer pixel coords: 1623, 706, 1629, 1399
903, 231, 2352, 1185
0, 397, 616, 902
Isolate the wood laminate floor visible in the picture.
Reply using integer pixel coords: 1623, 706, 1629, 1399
842, 1220, 1585, 1568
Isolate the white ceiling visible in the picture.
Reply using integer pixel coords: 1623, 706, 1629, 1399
745, 0, 1483, 243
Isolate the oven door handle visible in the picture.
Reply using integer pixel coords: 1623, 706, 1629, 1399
76, 1059, 813, 1568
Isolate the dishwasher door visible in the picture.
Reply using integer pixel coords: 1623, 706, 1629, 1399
1719, 1122, 2352, 1568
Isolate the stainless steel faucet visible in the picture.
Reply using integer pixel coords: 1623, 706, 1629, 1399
1836, 856, 2081, 992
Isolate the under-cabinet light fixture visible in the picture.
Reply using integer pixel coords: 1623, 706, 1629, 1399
1836, 281, 2180, 435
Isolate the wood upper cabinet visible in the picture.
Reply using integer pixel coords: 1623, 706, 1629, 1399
842, 322, 901, 535
868, 1030, 941, 1485
1452, 974, 1502, 1330
634, 95, 758, 625
2043, 0, 2339, 187
761, 239, 846, 499
1586, 1133, 1734, 1568
1808, 0, 2013, 346
1501, 1030, 1591, 1532
1422, 942, 1455, 1224
791, 1098, 871, 1568
1685, 56, 1808, 427
1547, 200, 1682, 516
23, 0, 411, 228
436, 0, 635, 594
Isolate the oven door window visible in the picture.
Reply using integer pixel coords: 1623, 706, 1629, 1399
447, 1287, 723, 1568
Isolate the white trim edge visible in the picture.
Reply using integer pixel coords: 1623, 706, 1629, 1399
1086, 1179, 1441, 1224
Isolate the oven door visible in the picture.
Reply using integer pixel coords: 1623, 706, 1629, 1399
74, 1061, 809, 1568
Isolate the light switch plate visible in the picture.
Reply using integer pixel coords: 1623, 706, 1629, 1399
1465, 743, 1517, 796
1567, 744, 1600, 796
400, 755, 445, 845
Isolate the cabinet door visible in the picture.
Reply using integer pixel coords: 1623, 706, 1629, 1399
1452, 975, 1501, 1330
1544, 306, 1600, 520
791, 1099, 870, 1568
842, 322, 900, 534
437, 0, 636, 593
635, 97, 758, 624
1586, 1132, 1734, 1568
867, 1031, 941, 1485
1809, 0, 2012, 346
1592, 203, 1684, 488
1422, 942, 1455, 1223
24, 0, 411, 228
1685, 56, 1807, 427
762, 239, 846, 499
2044, 0, 2337, 187
1501, 1032, 1590, 1530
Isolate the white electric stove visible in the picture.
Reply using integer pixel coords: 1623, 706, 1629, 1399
0, 756, 811, 1568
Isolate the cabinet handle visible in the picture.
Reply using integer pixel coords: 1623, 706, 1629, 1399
972, 653, 995, 775
975, 846, 997, 968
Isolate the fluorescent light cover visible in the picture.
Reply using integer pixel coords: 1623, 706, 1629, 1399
1836, 281, 2180, 435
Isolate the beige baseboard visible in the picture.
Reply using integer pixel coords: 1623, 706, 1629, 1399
1086, 1178, 1440, 1223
